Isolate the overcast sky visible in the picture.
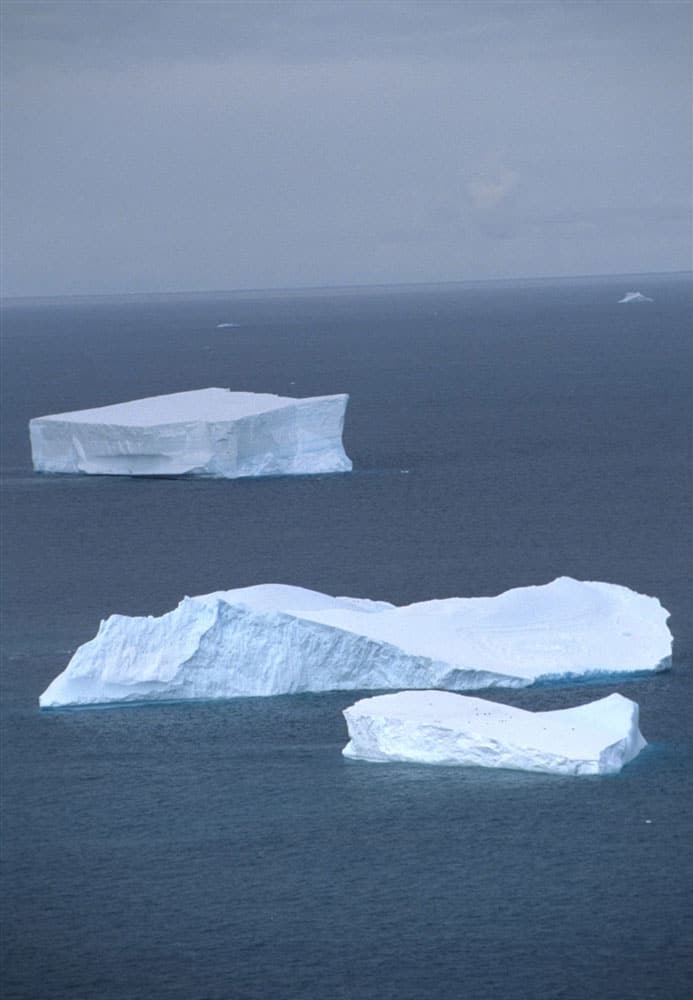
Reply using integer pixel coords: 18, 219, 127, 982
1, 0, 691, 297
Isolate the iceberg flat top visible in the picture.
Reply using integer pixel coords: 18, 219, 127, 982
342, 690, 646, 775
39, 578, 672, 708
32, 388, 342, 427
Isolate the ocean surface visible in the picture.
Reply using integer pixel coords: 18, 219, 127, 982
1, 273, 691, 1000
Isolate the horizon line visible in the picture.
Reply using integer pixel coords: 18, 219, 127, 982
1, 268, 690, 305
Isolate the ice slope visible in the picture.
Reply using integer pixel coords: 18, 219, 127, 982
29, 388, 352, 477
39, 578, 672, 708
342, 690, 646, 775
618, 292, 653, 303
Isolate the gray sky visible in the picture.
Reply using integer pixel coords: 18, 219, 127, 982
1, 0, 691, 297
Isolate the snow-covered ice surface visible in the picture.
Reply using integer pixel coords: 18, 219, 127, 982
29, 388, 352, 477
342, 690, 646, 775
618, 291, 654, 303
39, 578, 672, 708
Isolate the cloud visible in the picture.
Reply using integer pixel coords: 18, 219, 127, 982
468, 169, 519, 211
1, 1, 690, 295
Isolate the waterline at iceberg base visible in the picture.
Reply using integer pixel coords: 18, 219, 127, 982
29, 387, 352, 478
39, 578, 672, 709
342, 690, 647, 775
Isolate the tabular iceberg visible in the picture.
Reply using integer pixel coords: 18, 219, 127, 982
342, 690, 646, 775
29, 388, 352, 478
39, 578, 672, 708
618, 291, 653, 303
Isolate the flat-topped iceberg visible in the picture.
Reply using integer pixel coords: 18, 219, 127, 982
39, 578, 671, 708
342, 690, 646, 775
29, 388, 352, 477
618, 291, 653, 303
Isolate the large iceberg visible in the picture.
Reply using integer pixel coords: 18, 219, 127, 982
618, 291, 653, 303
342, 690, 646, 775
29, 388, 352, 477
39, 578, 671, 708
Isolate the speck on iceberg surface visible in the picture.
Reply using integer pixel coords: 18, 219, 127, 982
39, 578, 672, 709
342, 690, 646, 776
29, 387, 352, 478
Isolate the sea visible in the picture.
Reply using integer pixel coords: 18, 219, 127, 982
1, 273, 691, 1000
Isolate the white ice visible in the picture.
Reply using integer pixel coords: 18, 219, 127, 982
39, 578, 672, 708
342, 689, 646, 775
29, 387, 352, 477
618, 292, 654, 303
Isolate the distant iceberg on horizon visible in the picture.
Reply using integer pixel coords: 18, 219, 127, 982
29, 388, 352, 478
216, 322, 240, 328
618, 291, 654, 303
342, 690, 646, 776
39, 578, 672, 709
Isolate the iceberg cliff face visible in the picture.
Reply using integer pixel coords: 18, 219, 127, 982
39, 578, 672, 708
29, 388, 352, 477
342, 690, 646, 775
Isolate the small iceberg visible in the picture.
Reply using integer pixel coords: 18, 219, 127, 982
342, 690, 646, 775
216, 322, 240, 328
38, 578, 672, 709
29, 388, 352, 478
618, 292, 653, 304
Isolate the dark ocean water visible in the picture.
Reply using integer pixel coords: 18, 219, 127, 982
1, 274, 692, 1000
